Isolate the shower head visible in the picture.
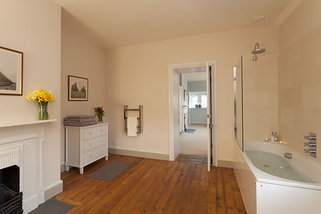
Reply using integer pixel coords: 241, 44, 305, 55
252, 42, 266, 54
252, 42, 265, 61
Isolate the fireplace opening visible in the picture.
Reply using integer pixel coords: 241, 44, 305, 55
0, 165, 23, 214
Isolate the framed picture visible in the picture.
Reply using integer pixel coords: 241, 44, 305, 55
0, 46, 23, 96
68, 75, 88, 101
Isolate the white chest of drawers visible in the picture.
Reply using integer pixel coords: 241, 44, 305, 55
65, 123, 108, 174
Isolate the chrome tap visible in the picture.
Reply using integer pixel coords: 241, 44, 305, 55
304, 142, 316, 147
304, 134, 316, 141
304, 132, 317, 158
304, 149, 316, 158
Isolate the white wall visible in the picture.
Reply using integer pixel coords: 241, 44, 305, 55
278, 0, 321, 165
0, 0, 61, 193
243, 54, 279, 143
105, 26, 278, 162
61, 10, 108, 166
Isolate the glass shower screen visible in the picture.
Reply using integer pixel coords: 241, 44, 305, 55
234, 56, 244, 151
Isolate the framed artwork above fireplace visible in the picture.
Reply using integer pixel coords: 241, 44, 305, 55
0, 46, 23, 96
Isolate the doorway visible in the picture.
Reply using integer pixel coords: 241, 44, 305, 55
168, 61, 217, 171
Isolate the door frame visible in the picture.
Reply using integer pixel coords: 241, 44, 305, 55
168, 61, 217, 167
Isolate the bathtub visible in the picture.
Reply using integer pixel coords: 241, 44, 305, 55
234, 141, 321, 214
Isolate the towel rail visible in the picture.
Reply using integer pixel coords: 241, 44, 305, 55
124, 105, 143, 135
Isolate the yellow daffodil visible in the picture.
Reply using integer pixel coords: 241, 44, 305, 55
25, 89, 54, 103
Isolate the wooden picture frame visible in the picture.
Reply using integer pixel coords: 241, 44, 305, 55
0, 46, 23, 96
68, 75, 88, 101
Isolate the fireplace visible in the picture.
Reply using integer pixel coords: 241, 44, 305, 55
0, 165, 23, 214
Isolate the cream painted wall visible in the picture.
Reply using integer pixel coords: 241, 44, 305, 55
0, 0, 61, 190
243, 54, 279, 143
279, 0, 321, 165
105, 26, 278, 161
61, 10, 108, 165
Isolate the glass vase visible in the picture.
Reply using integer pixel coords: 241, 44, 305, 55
97, 114, 103, 122
38, 101, 49, 120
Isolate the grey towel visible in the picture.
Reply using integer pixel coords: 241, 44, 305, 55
64, 115, 95, 119
63, 118, 96, 123
63, 121, 97, 127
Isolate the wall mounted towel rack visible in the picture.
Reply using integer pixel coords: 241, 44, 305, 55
124, 105, 143, 135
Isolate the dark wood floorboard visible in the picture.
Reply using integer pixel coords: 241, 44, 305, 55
55, 154, 247, 214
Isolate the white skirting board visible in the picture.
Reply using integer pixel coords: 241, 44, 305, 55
44, 180, 63, 201
109, 148, 169, 161
25, 180, 63, 213
217, 160, 234, 168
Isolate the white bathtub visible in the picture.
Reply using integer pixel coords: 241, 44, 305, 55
234, 141, 321, 214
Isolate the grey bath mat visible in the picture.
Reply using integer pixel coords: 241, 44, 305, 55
29, 198, 74, 214
185, 129, 196, 133
88, 161, 132, 181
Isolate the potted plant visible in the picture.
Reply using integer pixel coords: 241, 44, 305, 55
94, 106, 105, 122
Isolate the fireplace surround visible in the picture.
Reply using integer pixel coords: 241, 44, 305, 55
0, 121, 55, 213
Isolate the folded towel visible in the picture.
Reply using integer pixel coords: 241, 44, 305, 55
64, 115, 95, 119
63, 118, 96, 123
63, 121, 97, 127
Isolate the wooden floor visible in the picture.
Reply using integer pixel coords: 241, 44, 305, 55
56, 154, 247, 214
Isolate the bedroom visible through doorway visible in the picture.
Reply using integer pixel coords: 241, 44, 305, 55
169, 61, 217, 171
180, 72, 208, 156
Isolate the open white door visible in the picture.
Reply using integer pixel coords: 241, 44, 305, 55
206, 63, 213, 171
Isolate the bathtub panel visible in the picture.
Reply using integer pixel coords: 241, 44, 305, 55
257, 182, 321, 214
234, 145, 257, 214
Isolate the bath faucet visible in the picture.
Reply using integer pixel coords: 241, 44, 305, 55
271, 132, 277, 141
268, 132, 280, 142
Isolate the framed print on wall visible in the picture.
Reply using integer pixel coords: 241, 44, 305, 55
68, 75, 88, 101
0, 46, 23, 96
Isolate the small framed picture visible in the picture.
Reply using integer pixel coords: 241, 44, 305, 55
68, 75, 88, 101
0, 46, 23, 96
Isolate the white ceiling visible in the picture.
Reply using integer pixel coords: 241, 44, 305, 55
53, 0, 292, 48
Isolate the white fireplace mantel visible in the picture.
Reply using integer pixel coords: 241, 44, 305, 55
0, 119, 56, 129
0, 119, 57, 213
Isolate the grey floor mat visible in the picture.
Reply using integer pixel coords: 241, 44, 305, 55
88, 161, 132, 181
185, 129, 196, 133
29, 198, 74, 214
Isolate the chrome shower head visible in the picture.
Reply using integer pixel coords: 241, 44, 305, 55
252, 42, 266, 54
252, 42, 265, 61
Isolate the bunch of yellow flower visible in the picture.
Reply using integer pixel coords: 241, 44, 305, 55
26, 89, 54, 103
